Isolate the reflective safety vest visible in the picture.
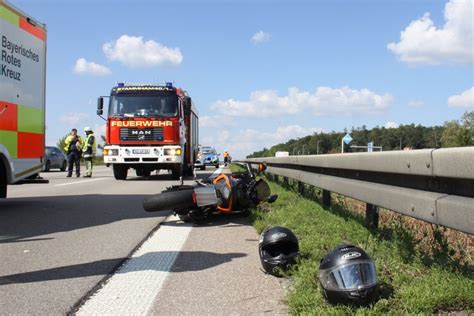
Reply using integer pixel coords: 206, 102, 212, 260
64, 135, 83, 153
82, 133, 97, 157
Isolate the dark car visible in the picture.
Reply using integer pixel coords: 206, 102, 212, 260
44, 146, 67, 172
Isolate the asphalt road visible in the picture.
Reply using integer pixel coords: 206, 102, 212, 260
0, 165, 286, 315
0, 166, 193, 315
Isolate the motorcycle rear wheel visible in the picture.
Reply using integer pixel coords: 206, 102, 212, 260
143, 189, 195, 212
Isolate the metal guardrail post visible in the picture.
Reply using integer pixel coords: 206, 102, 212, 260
283, 176, 289, 187
274, 174, 278, 183
366, 203, 379, 229
322, 190, 331, 207
298, 181, 305, 195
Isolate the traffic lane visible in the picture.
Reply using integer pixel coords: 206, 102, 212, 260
0, 195, 167, 314
2, 167, 199, 242
151, 214, 288, 315
8, 165, 211, 197
0, 167, 215, 315
7, 165, 113, 197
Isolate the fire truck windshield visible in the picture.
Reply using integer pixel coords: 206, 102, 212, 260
109, 95, 178, 118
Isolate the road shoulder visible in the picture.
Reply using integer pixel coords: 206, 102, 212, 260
150, 214, 288, 315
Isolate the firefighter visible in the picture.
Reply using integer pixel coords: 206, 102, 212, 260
64, 128, 83, 177
82, 127, 97, 178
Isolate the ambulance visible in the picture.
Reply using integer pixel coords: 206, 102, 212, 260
0, 0, 46, 198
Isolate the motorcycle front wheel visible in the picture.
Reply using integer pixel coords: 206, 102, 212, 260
143, 189, 195, 212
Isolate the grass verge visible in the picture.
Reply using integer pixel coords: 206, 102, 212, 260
229, 165, 474, 314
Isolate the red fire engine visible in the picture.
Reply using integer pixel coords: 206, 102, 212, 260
97, 83, 199, 180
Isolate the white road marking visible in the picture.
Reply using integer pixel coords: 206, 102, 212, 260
210, 165, 224, 179
54, 178, 107, 187
77, 215, 193, 315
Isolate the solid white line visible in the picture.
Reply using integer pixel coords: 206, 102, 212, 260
210, 166, 224, 179
77, 215, 193, 315
54, 178, 107, 187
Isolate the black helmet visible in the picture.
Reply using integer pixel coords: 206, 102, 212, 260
319, 244, 378, 305
259, 226, 299, 276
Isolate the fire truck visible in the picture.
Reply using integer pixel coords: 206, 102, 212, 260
97, 83, 199, 180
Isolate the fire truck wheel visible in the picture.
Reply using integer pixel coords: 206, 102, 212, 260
0, 161, 7, 198
136, 169, 151, 177
184, 165, 194, 177
171, 166, 182, 180
113, 165, 128, 180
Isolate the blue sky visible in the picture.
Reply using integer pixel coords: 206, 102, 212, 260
11, 0, 474, 158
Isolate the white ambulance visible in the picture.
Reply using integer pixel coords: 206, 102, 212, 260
0, 0, 46, 197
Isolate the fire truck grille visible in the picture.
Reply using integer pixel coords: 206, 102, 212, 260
120, 128, 164, 141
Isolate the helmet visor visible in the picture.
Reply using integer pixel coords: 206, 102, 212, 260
320, 261, 377, 291
262, 242, 298, 260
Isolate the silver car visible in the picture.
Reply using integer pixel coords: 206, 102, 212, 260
44, 146, 67, 172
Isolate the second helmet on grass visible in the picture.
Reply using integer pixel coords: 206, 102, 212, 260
319, 244, 378, 305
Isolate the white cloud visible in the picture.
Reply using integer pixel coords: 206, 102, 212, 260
200, 115, 236, 128
94, 123, 107, 136
103, 35, 183, 68
251, 31, 272, 45
448, 87, 474, 109
212, 86, 393, 118
387, 0, 473, 64
59, 112, 90, 125
408, 100, 424, 108
202, 124, 323, 159
385, 121, 400, 129
73, 58, 111, 76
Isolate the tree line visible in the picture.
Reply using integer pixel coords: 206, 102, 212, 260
248, 111, 473, 158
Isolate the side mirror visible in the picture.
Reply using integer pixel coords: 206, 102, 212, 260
258, 162, 267, 173
97, 97, 104, 115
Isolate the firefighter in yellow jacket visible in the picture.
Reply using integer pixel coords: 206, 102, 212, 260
82, 127, 97, 177
64, 128, 84, 177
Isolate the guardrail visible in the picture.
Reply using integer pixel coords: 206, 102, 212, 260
240, 147, 474, 235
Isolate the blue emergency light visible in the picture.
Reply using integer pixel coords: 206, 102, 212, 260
165, 82, 173, 88
117, 82, 125, 87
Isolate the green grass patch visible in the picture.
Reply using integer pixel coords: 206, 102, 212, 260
229, 163, 247, 174
251, 178, 474, 315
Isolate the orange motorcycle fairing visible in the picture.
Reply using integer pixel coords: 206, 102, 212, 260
212, 173, 234, 214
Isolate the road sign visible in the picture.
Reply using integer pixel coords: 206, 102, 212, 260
342, 134, 353, 145
368, 142, 373, 152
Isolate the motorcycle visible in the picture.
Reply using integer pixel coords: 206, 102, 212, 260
143, 162, 278, 222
